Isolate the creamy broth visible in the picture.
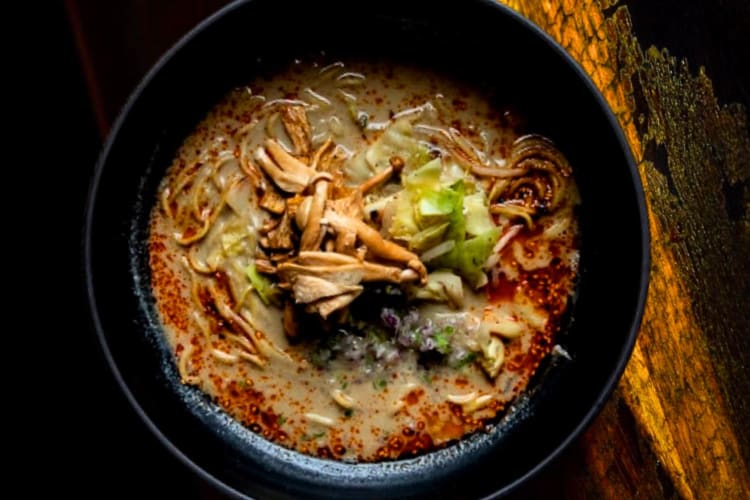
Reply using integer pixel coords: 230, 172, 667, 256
149, 61, 579, 461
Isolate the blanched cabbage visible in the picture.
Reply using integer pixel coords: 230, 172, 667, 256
409, 222, 449, 253
388, 191, 420, 239
416, 185, 463, 228
409, 270, 464, 307
345, 118, 417, 184
464, 191, 497, 237
457, 227, 502, 285
404, 158, 442, 193
388, 155, 500, 287
221, 230, 248, 256
244, 262, 280, 305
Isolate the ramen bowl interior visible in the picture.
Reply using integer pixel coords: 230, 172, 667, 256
85, 0, 649, 498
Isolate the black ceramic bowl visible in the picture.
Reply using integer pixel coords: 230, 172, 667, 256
85, 0, 649, 498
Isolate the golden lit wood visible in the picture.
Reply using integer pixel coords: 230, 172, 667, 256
499, 1, 750, 498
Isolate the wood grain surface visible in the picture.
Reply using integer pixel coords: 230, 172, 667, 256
498, 2, 750, 498
68, 0, 750, 497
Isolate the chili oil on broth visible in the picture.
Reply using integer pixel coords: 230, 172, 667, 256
148, 60, 580, 462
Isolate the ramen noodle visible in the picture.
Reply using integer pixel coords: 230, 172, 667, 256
149, 61, 580, 462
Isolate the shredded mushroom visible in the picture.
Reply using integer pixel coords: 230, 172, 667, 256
489, 135, 573, 220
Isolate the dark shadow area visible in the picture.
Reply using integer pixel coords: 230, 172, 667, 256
49, 1, 214, 496
627, 0, 750, 111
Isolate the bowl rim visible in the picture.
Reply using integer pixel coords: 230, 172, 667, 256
84, 0, 650, 497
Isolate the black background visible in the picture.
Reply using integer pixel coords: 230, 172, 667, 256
44, 2, 212, 497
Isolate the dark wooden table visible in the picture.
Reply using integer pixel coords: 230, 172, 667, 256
64, 0, 750, 497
